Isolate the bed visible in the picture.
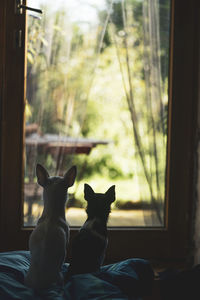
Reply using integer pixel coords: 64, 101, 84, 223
0, 251, 154, 299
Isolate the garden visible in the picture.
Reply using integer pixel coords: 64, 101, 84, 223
24, 0, 170, 227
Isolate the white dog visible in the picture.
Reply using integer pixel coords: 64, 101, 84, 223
25, 164, 77, 289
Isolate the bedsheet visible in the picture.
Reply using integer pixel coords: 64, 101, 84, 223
0, 251, 154, 299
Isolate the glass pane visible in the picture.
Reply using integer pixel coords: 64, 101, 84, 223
24, 0, 171, 227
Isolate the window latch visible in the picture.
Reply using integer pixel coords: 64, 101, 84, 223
14, 29, 23, 48
15, 0, 43, 15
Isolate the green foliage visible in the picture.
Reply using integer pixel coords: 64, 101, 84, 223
25, 0, 170, 217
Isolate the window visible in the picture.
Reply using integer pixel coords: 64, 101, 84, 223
24, 0, 170, 228
0, 0, 198, 262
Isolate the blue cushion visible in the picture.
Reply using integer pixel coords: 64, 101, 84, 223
0, 251, 153, 299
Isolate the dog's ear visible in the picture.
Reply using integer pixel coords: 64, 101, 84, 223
105, 185, 115, 203
36, 164, 49, 187
84, 184, 94, 201
64, 165, 77, 187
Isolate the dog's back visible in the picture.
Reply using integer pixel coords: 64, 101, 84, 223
25, 217, 69, 289
68, 219, 108, 275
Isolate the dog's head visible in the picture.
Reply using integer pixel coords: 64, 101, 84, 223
84, 184, 115, 220
36, 163, 77, 204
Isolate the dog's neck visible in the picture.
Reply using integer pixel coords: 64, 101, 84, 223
83, 217, 107, 236
40, 192, 67, 221
86, 207, 110, 225
84, 206, 110, 236
86, 214, 109, 225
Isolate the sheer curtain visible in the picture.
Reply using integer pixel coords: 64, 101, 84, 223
108, 0, 170, 225
25, 0, 170, 227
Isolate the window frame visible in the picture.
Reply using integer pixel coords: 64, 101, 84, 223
0, 0, 199, 263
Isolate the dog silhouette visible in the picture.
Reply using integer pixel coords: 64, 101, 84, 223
66, 183, 115, 277
25, 163, 77, 289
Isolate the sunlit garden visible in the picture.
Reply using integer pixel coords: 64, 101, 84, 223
24, 0, 170, 227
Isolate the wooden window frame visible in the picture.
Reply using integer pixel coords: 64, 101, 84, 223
0, 0, 199, 263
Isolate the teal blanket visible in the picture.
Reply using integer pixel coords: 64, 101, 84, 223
0, 251, 153, 299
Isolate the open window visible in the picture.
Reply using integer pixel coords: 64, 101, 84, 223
0, 0, 199, 263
